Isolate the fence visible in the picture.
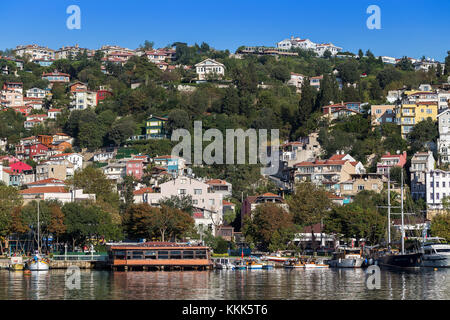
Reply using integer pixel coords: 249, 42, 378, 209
52, 255, 108, 262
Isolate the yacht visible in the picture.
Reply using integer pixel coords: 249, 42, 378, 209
328, 247, 365, 268
215, 258, 235, 270
420, 239, 450, 268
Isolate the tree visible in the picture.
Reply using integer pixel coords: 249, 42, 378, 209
316, 74, 339, 107
337, 59, 360, 84
287, 182, 332, 250
297, 79, 316, 126
159, 195, 194, 215
0, 185, 23, 237
242, 203, 297, 251
397, 56, 414, 71
108, 117, 136, 146
407, 118, 438, 154
67, 166, 119, 207
430, 213, 450, 241
48, 204, 66, 243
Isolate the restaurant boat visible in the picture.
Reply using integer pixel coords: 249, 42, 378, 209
107, 242, 212, 271
328, 247, 365, 268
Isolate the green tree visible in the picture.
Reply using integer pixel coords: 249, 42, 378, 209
430, 212, 450, 241
0, 185, 23, 237
242, 203, 297, 251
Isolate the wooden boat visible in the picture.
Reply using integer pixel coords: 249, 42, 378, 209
303, 262, 329, 269
284, 259, 304, 268
9, 257, 24, 271
234, 259, 247, 270
262, 262, 274, 269
26, 253, 50, 271
328, 247, 365, 268
246, 259, 263, 269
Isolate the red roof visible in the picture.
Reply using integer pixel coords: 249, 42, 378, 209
10, 161, 32, 172
27, 178, 65, 186
133, 187, 153, 195
19, 186, 67, 194
206, 179, 228, 185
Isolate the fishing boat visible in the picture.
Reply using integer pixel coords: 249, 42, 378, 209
303, 261, 329, 269
234, 260, 247, 270
328, 247, 365, 268
215, 258, 235, 270
262, 253, 290, 263
376, 168, 423, 269
284, 258, 304, 268
262, 262, 274, 269
246, 259, 263, 269
25, 201, 50, 271
9, 256, 24, 271
420, 239, 450, 268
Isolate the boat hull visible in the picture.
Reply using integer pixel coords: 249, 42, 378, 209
303, 264, 329, 268
247, 264, 263, 270
9, 264, 24, 271
421, 255, 450, 268
328, 258, 364, 268
377, 253, 423, 269
27, 260, 50, 271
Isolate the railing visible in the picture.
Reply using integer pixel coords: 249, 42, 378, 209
52, 255, 108, 262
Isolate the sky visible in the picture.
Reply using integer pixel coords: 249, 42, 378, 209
0, 0, 449, 61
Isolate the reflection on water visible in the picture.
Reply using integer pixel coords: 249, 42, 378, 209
0, 268, 449, 300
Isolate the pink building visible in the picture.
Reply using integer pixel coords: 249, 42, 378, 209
376, 151, 407, 176
126, 159, 144, 180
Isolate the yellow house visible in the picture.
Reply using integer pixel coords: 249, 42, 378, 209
396, 102, 438, 138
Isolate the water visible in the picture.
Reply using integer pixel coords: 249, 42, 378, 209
0, 268, 449, 300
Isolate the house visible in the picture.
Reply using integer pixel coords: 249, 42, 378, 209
1, 82, 23, 108
410, 151, 435, 200
205, 179, 232, 198
69, 81, 88, 93
310, 76, 323, 90
426, 169, 450, 217
24, 97, 44, 110
293, 153, 365, 192
97, 88, 113, 102
145, 115, 169, 139
395, 101, 438, 138
26, 178, 65, 188
152, 155, 186, 176
323, 102, 363, 115
102, 162, 127, 184
279, 133, 322, 169
287, 73, 305, 91
19, 186, 95, 205
132, 187, 154, 204
371, 105, 396, 126
437, 108, 450, 164
277, 36, 317, 51
126, 159, 144, 180
380, 56, 397, 65
36, 160, 74, 181
48, 109, 62, 119
24, 119, 44, 129
195, 59, 225, 81
241, 193, 288, 228
49, 153, 83, 171
35, 58, 54, 67
55, 44, 92, 60
42, 70, 70, 83
339, 173, 385, 199
70, 88, 97, 110
93, 151, 115, 162
9, 161, 34, 186
376, 151, 407, 176
145, 50, 167, 63
14, 44, 55, 61
139, 176, 224, 235
315, 43, 342, 57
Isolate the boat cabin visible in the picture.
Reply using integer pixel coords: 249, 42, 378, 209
107, 242, 212, 271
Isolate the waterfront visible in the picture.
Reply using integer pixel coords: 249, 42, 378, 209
0, 268, 449, 300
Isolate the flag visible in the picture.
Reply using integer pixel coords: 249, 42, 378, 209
241, 247, 244, 259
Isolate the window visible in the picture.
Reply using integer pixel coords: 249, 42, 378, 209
357, 185, 365, 191
178, 189, 187, 195
437, 193, 440, 200
430, 182, 434, 188
183, 250, 194, 259
157, 251, 169, 259
209, 199, 215, 205
170, 251, 182, 259
436, 182, 440, 188
194, 189, 202, 195
430, 193, 434, 200
193, 199, 198, 205
443, 182, 446, 188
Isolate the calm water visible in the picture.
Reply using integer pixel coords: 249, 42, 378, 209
0, 268, 449, 300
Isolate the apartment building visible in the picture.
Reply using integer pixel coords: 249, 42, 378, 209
376, 151, 407, 176
371, 105, 396, 126
410, 151, 435, 200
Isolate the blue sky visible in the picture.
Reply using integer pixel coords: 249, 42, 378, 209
0, 0, 449, 60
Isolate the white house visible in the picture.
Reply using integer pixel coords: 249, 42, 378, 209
48, 109, 62, 119
26, 87, 46, 99
136, 176, 224, 235
426, 169, 450, 211
277, 37, 316, 51
380, 56, 397, 65
287, 73, 305, 91
49, 153, 83, 171
70, 90, 97, 110
437, 108, 450, 164
315, 43, 342, 57
195, 59, 225, 81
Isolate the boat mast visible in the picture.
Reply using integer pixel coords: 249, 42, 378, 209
387, 167, 391, 249
37, 200, 40, 254
401, 169, 405, 255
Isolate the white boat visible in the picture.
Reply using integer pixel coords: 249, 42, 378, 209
263, 253, 291, 263
215, 258, 235, 269
328, 247, 365, 268
27, 253, 50, 271
246, 260, 263, 269
420, 240, 450, 268
303, 263, 329, 269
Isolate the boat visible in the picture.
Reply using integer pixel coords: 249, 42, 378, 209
246, 259, 263, 269
9, 256, 24, 271
420, 239, 450, 268
328, 247, 365, 268
376, 168, 423, 269
26, 252, 50, 271
215, 258, 235, 270
262, 253, 291, 263
261, 262, 274, 269
303, 262, 329, 269
284, 259, 304, 268
25, 201, 50, 271
234, 260, 247, 270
